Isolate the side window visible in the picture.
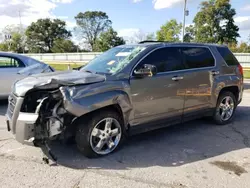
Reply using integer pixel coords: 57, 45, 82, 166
135, 47, 185, 73
0, 57, 24, 68
181, 47, 215, 69
216, 47, 239, 66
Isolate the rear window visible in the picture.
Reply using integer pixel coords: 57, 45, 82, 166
217, 47, 239, 66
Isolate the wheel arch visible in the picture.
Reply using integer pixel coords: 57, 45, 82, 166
218, 86, 239, 102
77, 104, 125, 126
63, 89, 133, 131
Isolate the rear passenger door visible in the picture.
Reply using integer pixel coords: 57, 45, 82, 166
179, 47, 218, 121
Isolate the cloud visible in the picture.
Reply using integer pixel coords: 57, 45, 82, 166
132, 0, 143, 3
118, 28, 152, 43
51, 0, 73, 3
65, 20, 76, 29
153, 0, 184, 9
118, 28, 141, 43
241, 5, 250, 11
0, 0, 73, 29
133, 0, 188, 9
235, 16, 250, 31
118, 28, 140, 37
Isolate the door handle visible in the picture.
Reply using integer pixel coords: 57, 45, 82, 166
211, 71, 220, 76
172, 76, 184, 81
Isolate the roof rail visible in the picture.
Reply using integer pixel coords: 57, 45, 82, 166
138, 40, 166, 44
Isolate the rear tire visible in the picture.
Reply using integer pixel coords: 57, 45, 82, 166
75, 110, 124, 158
213, 91, 237, 125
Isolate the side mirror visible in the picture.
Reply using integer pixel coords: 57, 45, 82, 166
134, 64, 157, 77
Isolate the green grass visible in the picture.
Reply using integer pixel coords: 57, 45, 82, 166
244, 70, 250, 79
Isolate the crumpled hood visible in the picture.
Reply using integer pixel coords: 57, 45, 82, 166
13, 70, 106, 96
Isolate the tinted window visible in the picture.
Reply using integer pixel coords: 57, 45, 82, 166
217, 47, 239, 66
181, 47, 215, 69
0, 57, 24, 68
137, 47, 185, 73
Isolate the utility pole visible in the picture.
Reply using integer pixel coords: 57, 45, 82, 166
182, 0, 188, 42
19, 10, 25, 53
19, 10, 22, 27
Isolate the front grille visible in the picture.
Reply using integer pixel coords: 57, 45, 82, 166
7, 93, 17, 118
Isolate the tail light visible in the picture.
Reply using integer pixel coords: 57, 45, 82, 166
238, 64, 244, 76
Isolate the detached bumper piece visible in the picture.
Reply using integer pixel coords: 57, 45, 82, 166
15, 113, 38, 146
6, 120, 11, 131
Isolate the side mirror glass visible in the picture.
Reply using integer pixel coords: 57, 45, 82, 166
134, 64, 157, 77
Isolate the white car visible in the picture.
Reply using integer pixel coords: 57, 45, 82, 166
0, 52, 54, 99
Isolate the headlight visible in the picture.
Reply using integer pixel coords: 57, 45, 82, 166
11, 82, 16, 92
68, 87, 76, 96
11, 80, 19, 95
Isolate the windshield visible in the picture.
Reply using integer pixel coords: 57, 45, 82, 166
80, 46, 146, 74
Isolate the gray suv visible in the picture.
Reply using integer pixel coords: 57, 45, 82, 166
6, 42, 244, 158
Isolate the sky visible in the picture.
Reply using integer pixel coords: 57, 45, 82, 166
0, 0, 250, 44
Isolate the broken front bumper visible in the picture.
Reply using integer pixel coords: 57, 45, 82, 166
6, 113, 38, 146
6, 94, 38, 146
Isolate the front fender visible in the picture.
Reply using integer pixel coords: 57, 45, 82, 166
60, 85, 133, 126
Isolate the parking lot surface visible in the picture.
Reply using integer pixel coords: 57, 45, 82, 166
0, 82, 250, 188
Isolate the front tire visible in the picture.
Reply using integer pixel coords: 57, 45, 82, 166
75, 110, 124, 158
213, 91, 237, 125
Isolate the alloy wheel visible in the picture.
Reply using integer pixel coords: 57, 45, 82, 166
219, 96, 235, 121
90, 117, 122, 155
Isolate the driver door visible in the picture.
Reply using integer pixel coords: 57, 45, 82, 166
129, 47, 186, 128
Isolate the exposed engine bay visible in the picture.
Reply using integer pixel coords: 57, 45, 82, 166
16, 88, 78, 163
21, 89, 75, 145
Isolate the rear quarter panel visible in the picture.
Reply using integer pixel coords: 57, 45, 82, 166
211, 47, 243, 106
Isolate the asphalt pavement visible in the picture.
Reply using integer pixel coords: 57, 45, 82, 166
0, 84, 250, 188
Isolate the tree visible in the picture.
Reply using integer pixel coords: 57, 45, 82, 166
0, 25, 25, 52
94, 28, 125, 52
51, 39, 78, 53
228, 42, 250, 53
131, 30, 146, 43
228, 42, 238, 52
125, 30, 151, 43
10, 32, 23, 53
74, 11, 112, 50
236, 42, 250, 53
184, 25, 195, 42
156, 19, 182, 42
0, 42, 8, 51
146, 33, 155, 40
26, 19, 71, 53
0, 33, 23, 52
193, 0, 239, 44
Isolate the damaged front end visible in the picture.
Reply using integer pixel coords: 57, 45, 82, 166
9, 88, 74, 148
6, 71, 106, 147
6, 69, 132, 161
